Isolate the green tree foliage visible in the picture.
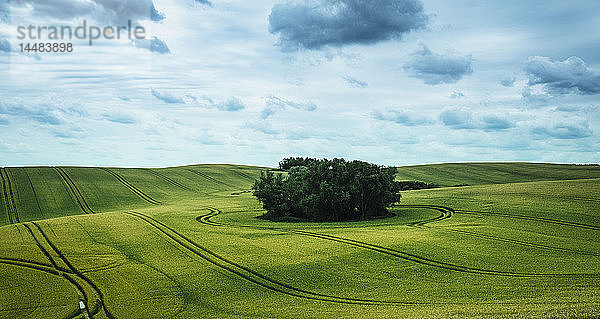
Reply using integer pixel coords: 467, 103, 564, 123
397, 181, 439, 191
278, 157, 317, 170
254, 158, 401, 222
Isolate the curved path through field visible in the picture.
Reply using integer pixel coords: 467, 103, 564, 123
195, 206, 600, 279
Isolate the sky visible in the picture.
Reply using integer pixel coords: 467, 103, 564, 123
0, 0, 599, 167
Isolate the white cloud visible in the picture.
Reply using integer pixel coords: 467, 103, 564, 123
404, 44, 473, 85
371, 108, 433, 126
439, 107, 515, 131
151, 88, 184, 104
524, 56, 600, 95
262, 96, 317, 119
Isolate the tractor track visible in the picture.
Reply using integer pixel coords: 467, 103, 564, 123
143, 169, 193, 192
31, 221, 116, 319
227, 168, 256, 182
22, 224, 60, 270
500, 192, 600, 204
23, 168, 44, 218
442, 228, 600, 256
0, 257, 89, 319
185, 169, 236, 188
1, 167, 20, 224
101, 168, 160, 205
454, 209, 600, 231
402, 205, 454, 227
397, 206, 600, 256
197, 206, 600, 278
20, 222, 95, 319
125, 211, 421, 306
54, 167, 95, 215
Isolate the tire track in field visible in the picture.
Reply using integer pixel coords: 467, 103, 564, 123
396, 206, 600, 256
1, 168, 13, 224
23, 168, 44, 218
125, 211, 420, 305
227, 168, 256, 182
454, 209, 600, 231
101, 168, 161, 205
198, 207, 600, 278
21, 223, 94, 319
26, 223, 95, 318
22, 224, 60, 270
402, 205, 454, 227
54, 167, 95, 215
499, 192, 600, 204
143, 169, 194, 191
0, 257, 89, 319
32, 222, 116, 319
441, 228, 600, 256
185, 169, 236, 188
1, 167, 20, 224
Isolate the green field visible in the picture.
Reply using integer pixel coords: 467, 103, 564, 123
0, 163, 599, 318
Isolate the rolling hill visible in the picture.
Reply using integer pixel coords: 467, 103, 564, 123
395, 162, 600, 186
0, 162, 598, 318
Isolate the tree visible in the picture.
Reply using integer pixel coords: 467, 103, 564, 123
278, 157, 317, 170
251, 171, 287, 219
253, 158, 401, 222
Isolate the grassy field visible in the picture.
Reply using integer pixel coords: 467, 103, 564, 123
395, 162, 600, 186
0, 163, 599, 318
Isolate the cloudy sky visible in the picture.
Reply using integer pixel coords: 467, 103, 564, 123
1, 0, 599, 167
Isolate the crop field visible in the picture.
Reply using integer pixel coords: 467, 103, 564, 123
0, 163, 599, 318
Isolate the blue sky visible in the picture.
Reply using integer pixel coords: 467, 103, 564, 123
1, 0, 599, 167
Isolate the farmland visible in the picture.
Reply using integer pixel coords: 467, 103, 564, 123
0, 163, 599, 318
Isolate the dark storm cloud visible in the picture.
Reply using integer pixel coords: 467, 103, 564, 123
404, 44, 473, 85
371, 108, 433, 126
524, 56, 600, 95
268, 0, 429, 51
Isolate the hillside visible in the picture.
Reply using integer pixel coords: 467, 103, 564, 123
3, 162, 600, 227
0, 162, 599, 318
395, 162, 600, 186
0, 164, 264, 226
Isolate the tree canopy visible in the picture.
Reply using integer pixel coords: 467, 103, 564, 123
278, 157, 317, 170
253, 158, 401, 222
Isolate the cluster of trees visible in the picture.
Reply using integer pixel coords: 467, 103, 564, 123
397, 181, 439, 191
278, 157, 317, 170
253, 158, 401, 222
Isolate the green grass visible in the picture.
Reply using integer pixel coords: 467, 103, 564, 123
395, 162, 600, 186
0, 163, 599, 318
